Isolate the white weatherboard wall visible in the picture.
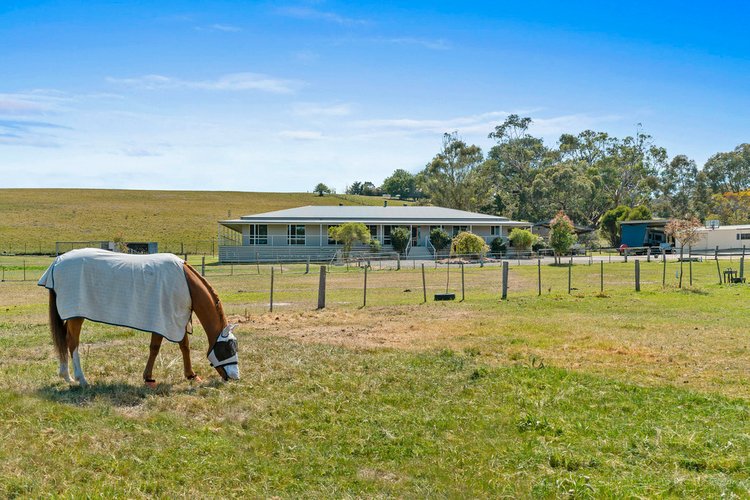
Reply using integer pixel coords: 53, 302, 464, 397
677, 225, 750, 251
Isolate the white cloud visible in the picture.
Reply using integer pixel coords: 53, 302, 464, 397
120, 147, 163, 157
353, 111, 510, 136
374, 37, 451, 51
208, 23, 241, 32
276, 6, 368, 26
0, 90, 72, 115
352, 111, 622, 139
279, 130, 324, 140
107, 72, 300, 94
291, 102, 352, 117
196, 23, 242, 32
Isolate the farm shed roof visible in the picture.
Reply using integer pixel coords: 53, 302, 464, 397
219, 205, 529, 230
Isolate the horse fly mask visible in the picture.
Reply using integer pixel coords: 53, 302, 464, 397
208, 324, 239, 379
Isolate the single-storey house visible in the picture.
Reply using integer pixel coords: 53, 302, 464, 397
218, 204, 530, 262
677, 223, 750, 252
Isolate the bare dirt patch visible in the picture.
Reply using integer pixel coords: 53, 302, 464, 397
232, 306, 475, 351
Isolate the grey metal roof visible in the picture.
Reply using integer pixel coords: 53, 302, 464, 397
219, 205, 529, 227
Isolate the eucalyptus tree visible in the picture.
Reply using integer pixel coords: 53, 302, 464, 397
485, 115, 550, 221
421, 132, 493, 211
531, 160, 594, 225
702, 144, 750, 194
654, 154, 698, 218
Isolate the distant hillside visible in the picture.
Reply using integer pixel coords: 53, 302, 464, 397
0, 189, 411, 253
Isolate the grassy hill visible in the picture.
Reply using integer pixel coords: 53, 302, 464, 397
0, 189, 408, 253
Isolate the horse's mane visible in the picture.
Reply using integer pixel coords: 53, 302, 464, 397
185, 263, 227, 326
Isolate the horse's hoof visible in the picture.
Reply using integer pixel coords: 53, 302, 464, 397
188, 375, 202, 383
144, 380, 158, 389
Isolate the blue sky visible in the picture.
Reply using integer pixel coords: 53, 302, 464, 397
1, 1, 748, 192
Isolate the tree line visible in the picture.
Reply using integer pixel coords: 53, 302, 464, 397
343, 115, 750, 243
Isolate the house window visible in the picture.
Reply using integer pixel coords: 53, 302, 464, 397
738, 233, 750, 240
383, 226, 392, 245
452, 225, 468, 237
288, 225, 305, 245
367, 225, 378, 240
491, 226, 501, 236
249, 224, 267, 244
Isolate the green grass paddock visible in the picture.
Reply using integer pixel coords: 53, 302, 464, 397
1, 259, 749, 496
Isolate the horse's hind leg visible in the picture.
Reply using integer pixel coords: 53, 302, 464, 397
66, 318, 87, 387
179, 334, 201, 382
143, 333, 163, 388
58, 324, 72, 383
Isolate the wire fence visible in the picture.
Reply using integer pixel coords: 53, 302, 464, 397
4, 252, 747, 316
0, 240, 219, 256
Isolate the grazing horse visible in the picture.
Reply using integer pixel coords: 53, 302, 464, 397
39, 248, 239, 387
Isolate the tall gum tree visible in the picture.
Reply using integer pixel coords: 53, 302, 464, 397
420, 132, 492, 211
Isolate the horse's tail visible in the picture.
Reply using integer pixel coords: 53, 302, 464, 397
49, 290, 68, 363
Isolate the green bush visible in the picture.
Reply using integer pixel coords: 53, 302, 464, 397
430, 228, 451, 251
490, 237, 506, 254
328, 222, 371, 256
451, 231, 489, 257
509, 228, 536, 250
369, 239, 381, 253
390, 226, 410, 254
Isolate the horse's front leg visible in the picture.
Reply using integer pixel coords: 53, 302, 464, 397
143, 333, 163, 388
66, 318, 87, 387
179, 334, 201, 382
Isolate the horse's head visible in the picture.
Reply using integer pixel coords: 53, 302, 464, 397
208, 323, 240, 381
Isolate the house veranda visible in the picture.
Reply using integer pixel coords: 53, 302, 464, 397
218, 205, 530, 262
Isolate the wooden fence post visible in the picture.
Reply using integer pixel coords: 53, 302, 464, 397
201, 256, 205, 277
646, 246, 651, 262
716, 256, 722, 284
635, 260, 640, 292
689, 247, 693, 287
269, 267, 274, 312
422, 264, 427, 303
537, 258, 541, 296
662, 250, 667, 287
715, 245, 719, 261
363, 267, 367, 307
741, 245, 746, 280
306, 257, 310, 274
396, 253, 401, 271
460, 263, 465, 302
317, 265, 327, 309
567, 257, 572, 294
600, 261, 604, 293
501, 261, 508, 300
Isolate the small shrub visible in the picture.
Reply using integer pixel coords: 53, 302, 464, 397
490, 237, 506, 254
508, 228, 536, 250
429, 228, 451, 251
451, 231, 489, 257
390, 226, 410, 254
369, 239, 381, 253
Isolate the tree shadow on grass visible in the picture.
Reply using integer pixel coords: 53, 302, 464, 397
35, 381, 178, 407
